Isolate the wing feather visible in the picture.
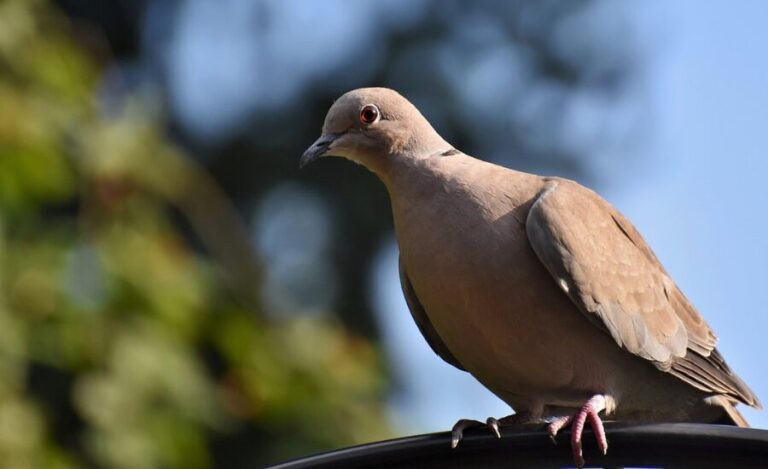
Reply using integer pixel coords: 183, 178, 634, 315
526, 178, 760, 408
399, 256, 465, 372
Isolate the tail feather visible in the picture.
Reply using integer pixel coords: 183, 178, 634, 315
711, 397, 751, 428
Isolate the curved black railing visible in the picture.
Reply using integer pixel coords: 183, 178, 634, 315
268, 423, 768, 468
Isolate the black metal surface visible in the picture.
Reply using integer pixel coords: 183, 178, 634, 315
267, 423, 768, 469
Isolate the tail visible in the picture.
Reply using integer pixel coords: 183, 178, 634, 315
711, 396, 751, 427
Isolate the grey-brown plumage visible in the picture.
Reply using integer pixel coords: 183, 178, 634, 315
300, 87, 761, 462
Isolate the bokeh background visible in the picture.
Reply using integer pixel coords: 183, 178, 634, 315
1, 0, 766, 467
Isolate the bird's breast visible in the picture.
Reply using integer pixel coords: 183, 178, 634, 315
393, 185, 625, 407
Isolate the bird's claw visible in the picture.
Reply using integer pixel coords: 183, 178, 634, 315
451, 412, 533, 448
546, 395, 608, 469
546, 415, 570, 445
486, 417, 501, 438
450, 415, 508, 448
451, 419, 482, 448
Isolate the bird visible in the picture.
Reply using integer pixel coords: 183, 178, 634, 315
299, 87, 761, 468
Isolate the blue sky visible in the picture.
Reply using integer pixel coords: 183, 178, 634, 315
373, 0, 768, 432
622, 0, 768, 427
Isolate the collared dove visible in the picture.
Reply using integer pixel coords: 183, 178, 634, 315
300, 87, 761, 468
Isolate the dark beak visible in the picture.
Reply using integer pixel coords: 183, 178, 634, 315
299, 133, 340, 168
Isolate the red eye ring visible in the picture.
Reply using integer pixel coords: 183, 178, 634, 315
359, 104, 380, 125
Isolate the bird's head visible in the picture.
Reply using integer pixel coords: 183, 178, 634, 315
300, 88, 450, 178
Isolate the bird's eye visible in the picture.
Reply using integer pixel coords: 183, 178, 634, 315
359, 104, 380, 125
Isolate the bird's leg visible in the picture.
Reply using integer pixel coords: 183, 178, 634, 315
546, 395, 608, 469
451, 411, 534, 448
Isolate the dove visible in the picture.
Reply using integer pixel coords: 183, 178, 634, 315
300, 87, 761, 468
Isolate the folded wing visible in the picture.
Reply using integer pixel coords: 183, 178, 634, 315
525, 179, 760, 408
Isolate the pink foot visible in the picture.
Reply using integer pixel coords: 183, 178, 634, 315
546, 395, 608, 468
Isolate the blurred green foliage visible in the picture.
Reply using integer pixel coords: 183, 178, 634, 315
0, 1, 391, 467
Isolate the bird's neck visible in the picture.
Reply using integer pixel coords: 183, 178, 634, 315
379, 147, 457, 192
382, 152, 472, 221
384, 152, 546, 224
